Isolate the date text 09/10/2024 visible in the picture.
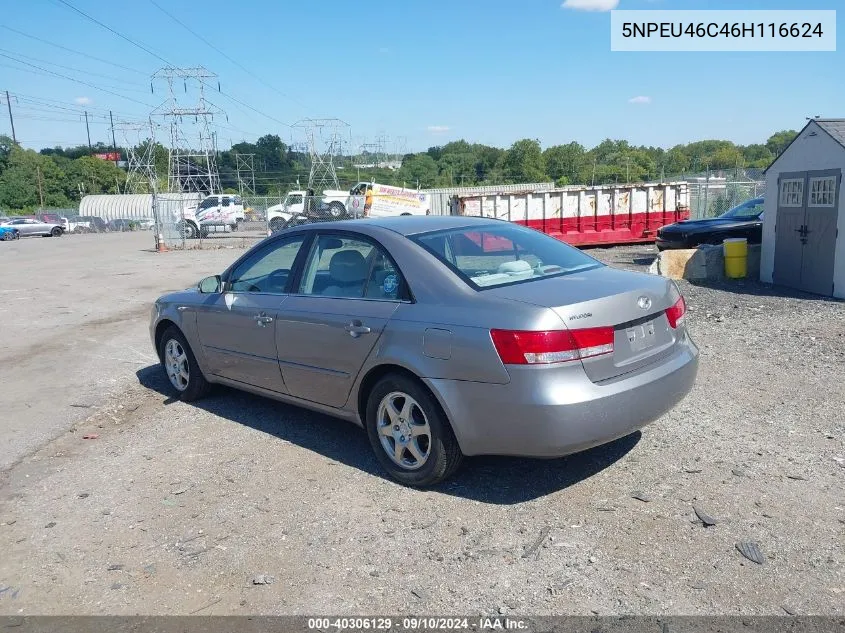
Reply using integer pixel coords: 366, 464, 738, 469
306, 617, 529, 631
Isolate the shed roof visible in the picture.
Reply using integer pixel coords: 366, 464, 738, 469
816, 119, 845, 149
764, 118, 845, 174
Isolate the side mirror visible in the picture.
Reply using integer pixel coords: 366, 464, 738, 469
198, 275, 222, 294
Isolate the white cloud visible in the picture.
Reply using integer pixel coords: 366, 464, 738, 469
561, 0, 619, 11
74, 96, 92, 106
628, 95, 652, 105
427, 125, 450, 134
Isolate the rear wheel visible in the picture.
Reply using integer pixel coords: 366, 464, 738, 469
328, 201, 346, 218
365, 373, 463, 487
51, 227, 63, 237
159, 326, 211, 402
269, 217, 288, 232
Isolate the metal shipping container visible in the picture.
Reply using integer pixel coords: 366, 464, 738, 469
421, 183, 556, 216
453, 182, 690, 246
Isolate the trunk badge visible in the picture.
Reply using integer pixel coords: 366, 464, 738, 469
637, 296, 652, 310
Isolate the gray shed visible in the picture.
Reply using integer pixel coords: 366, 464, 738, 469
761, 119, 845, 298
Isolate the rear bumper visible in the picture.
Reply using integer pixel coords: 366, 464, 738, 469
426, 335, 699, 458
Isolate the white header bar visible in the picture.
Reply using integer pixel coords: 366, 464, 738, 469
611, 10, 837, 52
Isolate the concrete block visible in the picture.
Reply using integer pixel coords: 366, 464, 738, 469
659, 249, 700, 280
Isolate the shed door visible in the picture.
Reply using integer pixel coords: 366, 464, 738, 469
773, 169, 841, 296
801, 170, 840, 296
773, 172, 807, 291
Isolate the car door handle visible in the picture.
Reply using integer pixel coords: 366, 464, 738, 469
344, 321, 371, 337
254, 314, 274, 326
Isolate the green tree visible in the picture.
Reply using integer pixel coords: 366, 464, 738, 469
543, 142, 585, 185
766, 130, 798, 157
399, 154, 438, 188
0, 145, 69, 209
503, 139, 546, 183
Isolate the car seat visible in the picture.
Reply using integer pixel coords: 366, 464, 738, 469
322, 250, 368, 297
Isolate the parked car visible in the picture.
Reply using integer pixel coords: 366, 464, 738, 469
150, 216, 699, 487
136, 218, 156, 231
656, 197, 764, 250
0, 225, 20, 241
4, 217, 64, 237
78, 216, 109, 232
66, 216, 92, 233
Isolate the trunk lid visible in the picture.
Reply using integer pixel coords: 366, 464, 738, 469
487, 266, 683, 383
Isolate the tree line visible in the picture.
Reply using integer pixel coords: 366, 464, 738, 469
0, 129, 797, 212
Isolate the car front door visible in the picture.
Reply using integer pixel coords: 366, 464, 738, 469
194, 234, 308, 393
12, 220, 37, 236
275, 232, 407, 408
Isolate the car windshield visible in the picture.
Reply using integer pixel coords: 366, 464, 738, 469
720, 198, 764, 219
411, 223, 603, 290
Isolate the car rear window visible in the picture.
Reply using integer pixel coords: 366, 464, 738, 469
411, 223, 603, 290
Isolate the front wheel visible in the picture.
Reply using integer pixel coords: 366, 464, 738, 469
365, 373, 463, 487
159, 327, 211, 402
179, 221, 198, 240
51, 227, 63, 237
2, 232, 14, 241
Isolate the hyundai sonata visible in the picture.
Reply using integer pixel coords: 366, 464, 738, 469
150, 216, 698, 487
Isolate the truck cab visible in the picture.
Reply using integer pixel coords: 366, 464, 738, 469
180, 194, 246, 239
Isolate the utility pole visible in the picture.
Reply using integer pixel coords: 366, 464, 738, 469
109, 110, 118, 167
5, 91, 16, 143
36, 165, 45, 208
84, 111, 92, 152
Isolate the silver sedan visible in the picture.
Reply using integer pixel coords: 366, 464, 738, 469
4, 218, 64, 237
150, 216, 698, 487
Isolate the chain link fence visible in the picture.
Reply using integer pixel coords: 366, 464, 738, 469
687, 178, 766, 219
151, 194, 370, 250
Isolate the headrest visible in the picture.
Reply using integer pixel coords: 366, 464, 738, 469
329, 250, 368, 283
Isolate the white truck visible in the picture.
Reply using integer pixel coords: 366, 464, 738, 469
177, 194, 246, 239
266, 182, 430, 231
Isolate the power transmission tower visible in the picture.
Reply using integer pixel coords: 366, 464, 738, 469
374, 132, 390, 168
118, 119, 160, 194
393, 135, 408, 163
234, 153, 256, 198
151, 66, 223, 195
292, 118, 350, 191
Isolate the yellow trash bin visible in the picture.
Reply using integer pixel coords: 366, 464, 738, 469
723, 238, 748, 279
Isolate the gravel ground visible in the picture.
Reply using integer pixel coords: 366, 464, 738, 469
0, 240, 843, 616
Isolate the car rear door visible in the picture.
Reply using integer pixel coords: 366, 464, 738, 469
194, 233, 308, 392
275, 232, 406, 408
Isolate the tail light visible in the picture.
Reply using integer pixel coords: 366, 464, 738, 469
490, 327, 614, 365
666, 295, 687, 328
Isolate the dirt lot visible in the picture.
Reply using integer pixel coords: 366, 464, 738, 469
0, 235, 843, 616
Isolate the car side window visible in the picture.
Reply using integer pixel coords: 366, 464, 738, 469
298, 234, 407, 300
221, 197, 231, 207
228, 235, 305, 294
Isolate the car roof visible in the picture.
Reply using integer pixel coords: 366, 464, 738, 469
292, 215, 503, 237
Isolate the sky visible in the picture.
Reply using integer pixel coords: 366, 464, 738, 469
0, 0, 842, 153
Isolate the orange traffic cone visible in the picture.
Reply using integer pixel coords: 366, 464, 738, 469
156, 232, 168, 253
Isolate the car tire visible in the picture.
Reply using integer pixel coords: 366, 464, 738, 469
2, 232, 13, 241
51, 227, 63, 237
365, 373, 463, 487
158, 326, 211, 402
179, 221, 198, 240
328, 201, 346, 218
269, 217, 287, 232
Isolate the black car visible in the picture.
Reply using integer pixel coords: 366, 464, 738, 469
656, 197, 764, 250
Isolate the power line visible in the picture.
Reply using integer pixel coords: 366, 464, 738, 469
0, 54, 154, 107
49, 0, 293, 131
0, 47, 145, 88
0, 26, 148, 76
148, 0, 309, 112
52, 0, 173, 66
